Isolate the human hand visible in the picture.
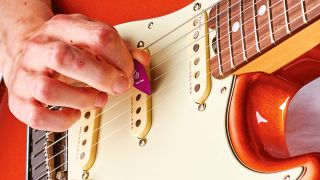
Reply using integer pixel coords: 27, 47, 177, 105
2, 14, 150, 132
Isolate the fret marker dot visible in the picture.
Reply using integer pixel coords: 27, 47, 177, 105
232, 22, 240, 33
258, 5, 267, 16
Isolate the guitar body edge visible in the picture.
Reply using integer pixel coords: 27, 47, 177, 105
1, 1, 319, 179
68, 1, 304, 179
229, 45, 320, 179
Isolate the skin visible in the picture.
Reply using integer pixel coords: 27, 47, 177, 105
0, 0, 150, 132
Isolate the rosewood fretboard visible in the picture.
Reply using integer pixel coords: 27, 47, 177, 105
209, 0, 320, 78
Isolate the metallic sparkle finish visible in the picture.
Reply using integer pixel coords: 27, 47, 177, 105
228, 45, 320, 179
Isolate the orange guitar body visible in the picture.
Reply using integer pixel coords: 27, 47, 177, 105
229, 46, 320, 179
0, 0, 320, 179
0, 1, 192, 180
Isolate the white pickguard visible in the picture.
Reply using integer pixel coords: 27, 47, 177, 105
68, 1, 303, 179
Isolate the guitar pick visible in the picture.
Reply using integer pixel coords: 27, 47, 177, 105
133, 60, 151, 95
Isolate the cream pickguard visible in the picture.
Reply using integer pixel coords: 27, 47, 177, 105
68, 1, 303, 179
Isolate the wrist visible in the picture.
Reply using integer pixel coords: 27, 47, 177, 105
0, 0, 53, 71
0, 4, 53, 76
5, 15, 53, 57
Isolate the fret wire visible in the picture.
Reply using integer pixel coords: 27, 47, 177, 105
283, 0, 291, 34
267, 0, 275, 43
212, 0, 283, 56
212, 2, 320, 73
239, 0, 247, 61
227, 0, 235, 68
35, 2, 320, 177
212, 0, 309, 69
215, 4, 223, 76
252, 0, 261, 53
214, 0, 300, 60
300, 0, 307, 23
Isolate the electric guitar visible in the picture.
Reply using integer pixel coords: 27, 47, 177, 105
1, 0, 320, 179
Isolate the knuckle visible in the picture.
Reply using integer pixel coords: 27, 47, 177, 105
95, 27, 118, 47
28, 35, 50, 44
94, 67, 117, 89
50, 14, 69, 22
95, 77, 113, 92
24, 40, 37, 52
71, 13, 88, 20
49, 43, 69, 68
92, 76, 109, 90
57, 123, 70, 132
59, 110, 80, 131
27, 108, 43, 129
33, 78, 52, 102
72, 13, 84, 17
73, 57, 86, 70
79, 101, 91, 109
7, 97, 42, 129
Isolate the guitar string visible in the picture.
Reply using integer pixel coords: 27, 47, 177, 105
34, 0, 320, 176
37, 0, 313, 155
34, 47, 203, 162
40, 48, 201, 170
210, 0, 306, 72
147, 0, 267, 71
38, 0, 282, 150
32, 0, 218, 145
145, 0, 262, 49
38, 62, 190, 179
34, 1, 312, 165
35, 0, 252, 150
49, 82, 225, 178
36, 0, 284, 148
40, 6, 319, 177
149, 0, 284, 74
88, 0, 303, 133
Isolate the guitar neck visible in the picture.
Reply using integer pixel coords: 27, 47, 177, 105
209, 0, 320, 78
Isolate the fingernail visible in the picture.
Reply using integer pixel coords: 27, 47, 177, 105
95, 92, 108, 107
112, 76, 129, 94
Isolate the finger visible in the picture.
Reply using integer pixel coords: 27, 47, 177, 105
24, 42, 130, 94
125, 44, 151, 87
8, 95, 80, 132
130, 48, 151, 68
31, 75, 108, 109
40, 14, 134, 78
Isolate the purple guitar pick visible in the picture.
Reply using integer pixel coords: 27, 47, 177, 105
133, 60, 151, 95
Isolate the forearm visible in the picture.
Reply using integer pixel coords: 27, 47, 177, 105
0, 0, 53, 72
